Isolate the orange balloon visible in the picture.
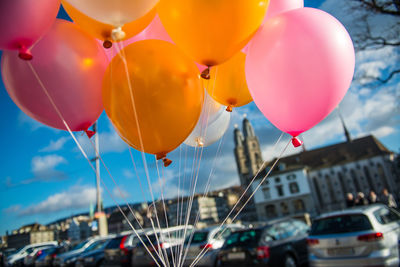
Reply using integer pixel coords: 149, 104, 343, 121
103, 40, 204, 160
62, 1, 155, 46
158, 0, 269, 66
207, 52, 252, 112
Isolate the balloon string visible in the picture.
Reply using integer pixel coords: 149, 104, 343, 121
190, 133, 287, 267
176, 145, 189, 265
128, 147, 148, 203
85, 137, 167, 265
178, 145, 199, 262
26, 61, 163, 267
155, 156, 176, 267
180, 131, 227, 267
177, 71, 218, 266
115, 41, 168, 266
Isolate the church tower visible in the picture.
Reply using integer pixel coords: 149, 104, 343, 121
234, 117, 264, 187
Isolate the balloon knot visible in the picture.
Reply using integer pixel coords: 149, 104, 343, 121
103, 40, 113, 49
195, 137, 204, 147
162, 158, 172, 167
111, 27, 126, 42
201, 67, 210, 80
291, 136, 303, 148
18, 46, 33, 61
85, 129, 96, 139
226, 105, 233, 112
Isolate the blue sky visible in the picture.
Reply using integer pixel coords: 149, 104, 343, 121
1, 0, 399, 236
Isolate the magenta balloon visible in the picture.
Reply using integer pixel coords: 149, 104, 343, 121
0, 0, 60, 59
263, 0, 303, 22
246, 8, 355, 137
1, 19, 108, 131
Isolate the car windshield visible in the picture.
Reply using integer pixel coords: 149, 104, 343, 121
106, 236, 125, 249
72, 240, 89, 251
310, 214, 373, 235
185, 231, 208, 244
85, 240, 107, 251
224, 229, 262, 248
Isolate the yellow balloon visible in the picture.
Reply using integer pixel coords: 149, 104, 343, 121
62, 1, 156, 46
103, 40, 204, 162
158, 0, 269, 66
207, 52, 252, 112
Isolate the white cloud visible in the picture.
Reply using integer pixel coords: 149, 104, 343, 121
8, 185, 97, 216
39, 137, 69, 152
113, 187, 130, 199
123, 169, 135, 179
75, 122, 128, 157
31, 155, 66, 174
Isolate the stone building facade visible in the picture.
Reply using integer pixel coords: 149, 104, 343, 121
234, 118, 400, 220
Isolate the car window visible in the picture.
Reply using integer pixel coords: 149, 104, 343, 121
225, 230, 261, 248
106, 236, 124, 249
292, 220, 310, 234
214, 228, 232, 240
278, 221, 297, 239
264, 225, 283, 241
310, 214, 373, 235
186, 232, 208, 244
374, 208, 400, 224
72, 240, 89, 251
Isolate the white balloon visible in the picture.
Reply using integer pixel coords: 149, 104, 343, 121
65, 0, 159, 27
184, 95, 231, 147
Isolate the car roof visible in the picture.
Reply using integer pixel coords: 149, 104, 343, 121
314, 204, 387, 220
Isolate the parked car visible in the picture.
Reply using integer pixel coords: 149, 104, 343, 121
24, 245, 55, 266
103, 230, 151, 267
35, 246, 69, 267
6, 242, 58, 266
307, 204, 400, 267
215, 218, 310, 267
132, 225, 194, 267
75, 239, 111, 267
182, 224, 244, 266
1, 249, 16, 267
53, 236, 113, 267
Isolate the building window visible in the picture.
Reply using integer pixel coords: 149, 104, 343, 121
265, 205, 277, 218
280, 202, 289, 215
276, 185, 284, 197
351, 169, 361, 192
287, 174, 296, 181
275, 177, 281, 183
262, 188, 271, 199
289, 182, 300, 194
293, 199, 305, 212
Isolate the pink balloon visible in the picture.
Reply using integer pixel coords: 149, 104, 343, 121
1, 19, 108, 131
0, 0, 60, 60
264, 0, 303, 22
246, 8, 355, 137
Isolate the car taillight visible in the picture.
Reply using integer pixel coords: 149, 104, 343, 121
37, 250, 43, 256
357, 232, 384, 242
120, 236, 129, 255
257, 246, 270, 259
307, 238, 320, 246
199, 243, 213, 250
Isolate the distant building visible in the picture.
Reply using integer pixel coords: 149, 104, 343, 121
252, 167, 317, 220
107, 204, 145, 234
234, 117, 400, 220
7, 223, 54, 249
68, 218, 91, 242
167, 194, 229, 227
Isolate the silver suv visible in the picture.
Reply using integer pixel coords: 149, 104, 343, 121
308, 204, 400, 267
